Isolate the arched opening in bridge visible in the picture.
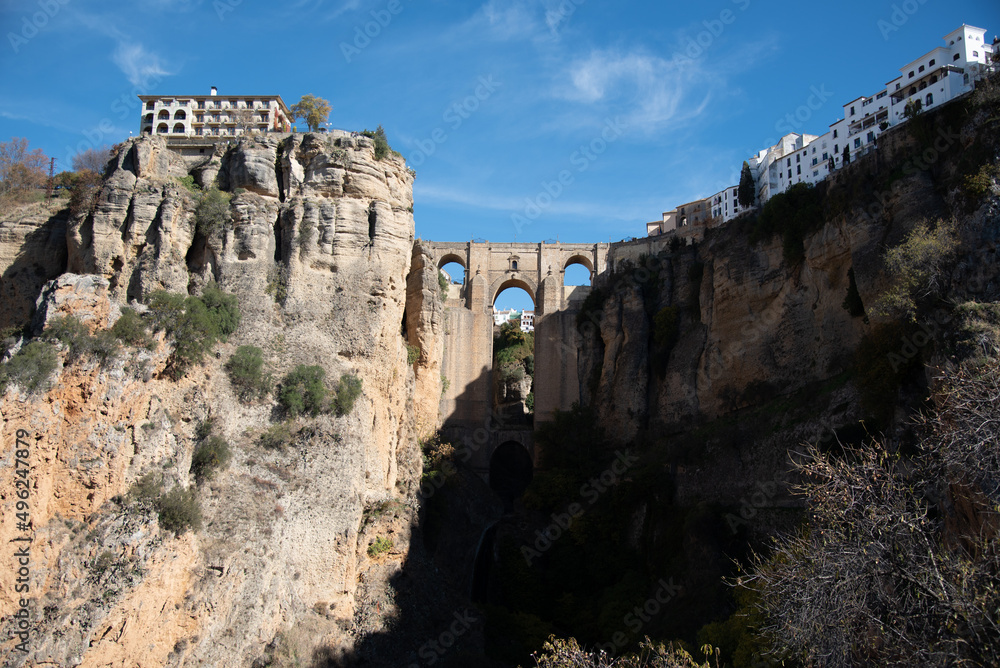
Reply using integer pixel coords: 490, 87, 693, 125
438, 254, 466, 303
493, 284, 536, 423
564, 258, 593, 286
489, 441, 534, 508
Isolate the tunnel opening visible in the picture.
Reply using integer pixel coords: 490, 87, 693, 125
489, 441, 534, 510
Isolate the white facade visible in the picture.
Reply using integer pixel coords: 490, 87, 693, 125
647, 23, 996, 237
521, 311, 535, 333
138, 88, 292, 138
493, 308, 519, 326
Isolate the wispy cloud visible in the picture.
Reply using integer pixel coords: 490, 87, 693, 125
558, 48, 712, 131
112, 42, 171, 86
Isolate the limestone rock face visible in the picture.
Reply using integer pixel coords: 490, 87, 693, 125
31, 273, 116, 334
0, 201, 68, 330
1, 133, 424, 667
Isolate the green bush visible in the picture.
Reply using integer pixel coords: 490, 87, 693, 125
367, 535, 393, 557
128, 472, 164, 504
225, 345, 271, 402
191, 435, 231, 483
870, 219, 959, 321
199, 283, 241, 339
259, 423, 294, 450
334, 373, 363, 416
406, 344, 421, 365
145, 287, 241, 378
362, 126, 398, 161
156, 485, 202, 535
0, 326, 21, 359
194, 187, 231, 237
112, 308, 153, 348
44, 315, 120, 365
177, 175, 200, 193
279, 365, 328, 417
0, 341, 58, 394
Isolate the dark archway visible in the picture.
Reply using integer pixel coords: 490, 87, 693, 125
489, 441, 533, 509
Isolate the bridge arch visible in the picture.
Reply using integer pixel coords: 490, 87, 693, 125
490, 277, 537, 307
563, 253, 595, 274
437, 252, 467, 270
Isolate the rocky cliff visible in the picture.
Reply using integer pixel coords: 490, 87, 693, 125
0, 133, 443, 667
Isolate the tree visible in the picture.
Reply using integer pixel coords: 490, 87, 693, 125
903, 98, 923, 120
747, 360, 1000, 667
290, 95, 331, 132
71, 146, 111, 175
231, 107, 257, 135
0, 137, 47, 204
737, 161, 755, 208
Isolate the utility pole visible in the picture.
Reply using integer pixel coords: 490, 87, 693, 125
46, 158, 55, 199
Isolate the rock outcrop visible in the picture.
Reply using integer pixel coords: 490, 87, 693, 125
1, 133, 426, 666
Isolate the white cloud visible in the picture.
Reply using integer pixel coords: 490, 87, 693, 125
112, 42, 171, 86
560, 48, 712, 131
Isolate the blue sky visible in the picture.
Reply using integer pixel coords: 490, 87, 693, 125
1, 0, 997, 310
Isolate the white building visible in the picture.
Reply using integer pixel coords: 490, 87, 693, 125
647, 23, 996, 237
493, 308, 519, 326
138, 87, 292, 138
521, 310, 535, 333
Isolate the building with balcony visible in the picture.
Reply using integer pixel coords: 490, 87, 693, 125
647, 23, 996, 238
138, 86, 292, 140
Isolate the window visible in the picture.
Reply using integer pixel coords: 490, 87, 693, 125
796, 165, 801, 175
877, 91, 887, 99
145, 101, 154, 110
973, 51, 979, 58
854, 138, 861, 148
834, 144, 838, 155
919, 81, 927, 91
822, 152, 828, 160
929, 59, 935, 66
787, 170, 792, 179
198, 101, 205, 109
909, 87, 916, 96
850, 105, 855, 115
158, 110, 169, 119
919, 65, 925, 72
926, 93, 933, 106
867, 131, 875, 143
812, 158, 818, 166
908, 71, 914, 78
954, 53, 961, 61
930, 75, 938, 84
833, 129, 838, 138
787, 158, 791, 166
813, 171, 819, 177
796, 154, 800, 163
896, 83, 901, 90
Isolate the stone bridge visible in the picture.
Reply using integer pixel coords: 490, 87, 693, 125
421, 241, 609, 481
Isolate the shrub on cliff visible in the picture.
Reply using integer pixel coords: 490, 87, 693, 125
191, 418, 231, 484
111, 308, 153, 348
0, 341, 57, 394
194, 187, 231, 237
44, 315, 120, 365
225, 345, 271, 402
334, 372, 363, 416
127, 473, 202, 535
145, 286, 241, 378
279, 365, 328, 417
530, 636, 717, 667
748, 363, 1000, 666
